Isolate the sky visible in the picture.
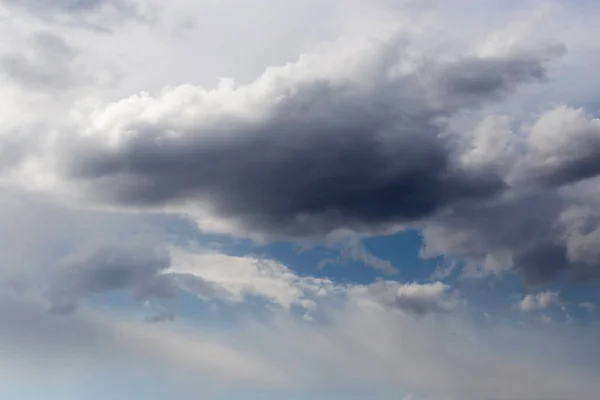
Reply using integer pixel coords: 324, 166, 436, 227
1, 0, 600, 399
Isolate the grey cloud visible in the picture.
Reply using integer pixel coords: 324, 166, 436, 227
46, 238, 175, 312
144, 312, 175, 323
420, 190, 600, 284
0, 188, 184, 280
0, 0, 152, 29
1, 0, 136, 16
418, 105, 600, 285
534, 150, 600, 188
2, 0, 111, 13
0, 32, 84, 91
523, 106, 600, 188
0, 129, 34, 172
61, 46, 558, 239
433, 47, 563, 111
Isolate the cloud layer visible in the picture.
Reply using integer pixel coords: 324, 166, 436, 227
1, 282, 599, 400
2, 1, 600, 399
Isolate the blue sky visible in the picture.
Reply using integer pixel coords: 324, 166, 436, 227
1, 0, 600, 399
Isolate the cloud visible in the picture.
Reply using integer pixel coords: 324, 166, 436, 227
0, 32, 85, 91
1, 286, 600, 400
0, 0, 155, 32
0, 188, 195, 314
7, 1, 600, 289
1, 2, 600, 399
394, 282, 459, 315
46, 238, 175, 312
144, 312, 175, 323
51, 34, 563, 241
168, 249, 462, 319
579, 302, 597, 313
2, 0, 112, 14
514, 291, 563, 312
353, 281, 460, 316
169, 251, 337, 311
421, 191, 557, 281
418, 104, 600, 284
0, 295, 289, 393
522, 106, 600, 187
0, 0, 139, 19
5, 0, 600, 289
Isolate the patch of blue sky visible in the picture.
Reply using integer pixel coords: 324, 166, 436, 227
228, 230, 443, 285
90, 219, 600, 326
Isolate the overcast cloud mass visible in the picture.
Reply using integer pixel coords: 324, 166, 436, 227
1, 0, 600, 399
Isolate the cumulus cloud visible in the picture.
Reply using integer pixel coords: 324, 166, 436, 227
50, 35, 564, 241
418, 101, 600, 284
420, 191, 566, 283
353, 281, 460, 316
10, 1, 600, 290
523, 106, 600, 187
1, 3, 600, 399
1, 3, 600, 400
514, 291, 563, 312
394, 282, 459, 315
5, 0, 600, 289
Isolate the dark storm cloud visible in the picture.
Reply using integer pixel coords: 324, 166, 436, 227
61, 48, 560, 239
46, 239, 175, 312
